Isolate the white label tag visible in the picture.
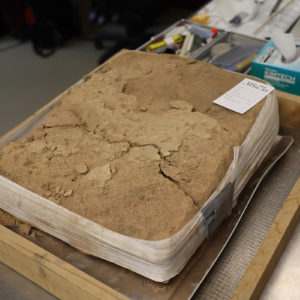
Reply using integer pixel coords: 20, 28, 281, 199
213, 79, 274, 114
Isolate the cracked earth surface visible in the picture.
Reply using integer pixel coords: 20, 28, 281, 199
0, 51, 265, 240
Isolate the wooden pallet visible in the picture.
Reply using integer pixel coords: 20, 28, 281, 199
0, 88, 299, 300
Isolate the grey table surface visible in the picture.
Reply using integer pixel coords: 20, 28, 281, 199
0, 262, 57, 300
261, 223, 300, 300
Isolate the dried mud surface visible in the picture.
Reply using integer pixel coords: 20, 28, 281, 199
0, 51, 265, 240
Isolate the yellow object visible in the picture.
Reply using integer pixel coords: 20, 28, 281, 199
236, 54, 257, 71
190, 14, 211, 25
146, 35, 183, 52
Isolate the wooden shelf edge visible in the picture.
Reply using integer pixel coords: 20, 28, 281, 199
231, 177, 300, 300
0, 225, 128, 300
276, 90, 300, 131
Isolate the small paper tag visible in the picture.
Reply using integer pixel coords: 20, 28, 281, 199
213, 78, 274, 114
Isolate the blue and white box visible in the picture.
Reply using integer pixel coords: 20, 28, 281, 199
251, 40, 300, 96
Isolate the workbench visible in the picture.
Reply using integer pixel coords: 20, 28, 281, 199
0, 75, 299, 299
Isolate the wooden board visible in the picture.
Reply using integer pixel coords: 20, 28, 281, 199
0, 76, 299, 299
277, 90, 300, 131
231, 177, 300, 300
0, 225, 128, 300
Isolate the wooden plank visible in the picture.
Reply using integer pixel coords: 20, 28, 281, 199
231, 177, 300, 300
277, 90, 300, 131
0, 225, 128, 300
